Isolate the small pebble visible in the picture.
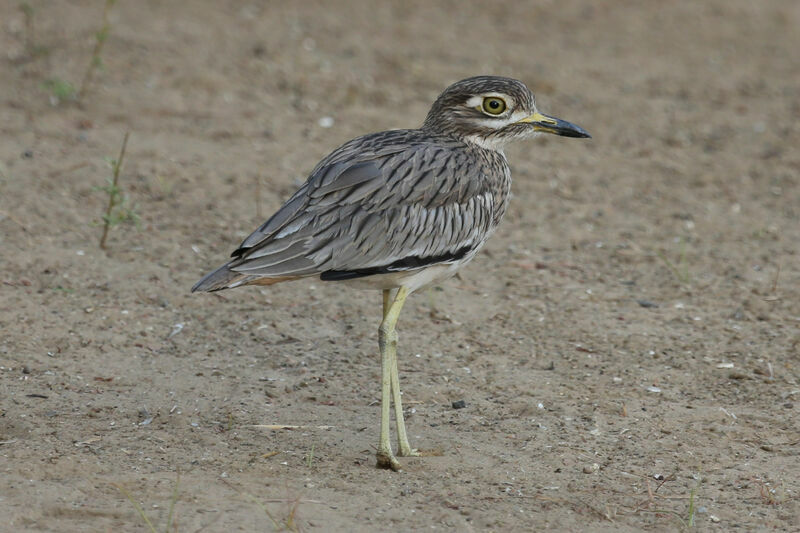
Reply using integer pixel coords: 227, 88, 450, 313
637, 299, 658, 308
452, 399, 466, 409
582, 463, 600, 474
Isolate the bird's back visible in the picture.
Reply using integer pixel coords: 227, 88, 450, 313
192, 128, 511, 292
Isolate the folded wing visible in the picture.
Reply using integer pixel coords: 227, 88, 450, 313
193, 130, 508, 291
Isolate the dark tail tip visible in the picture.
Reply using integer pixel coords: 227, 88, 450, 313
191, 264, 243, 292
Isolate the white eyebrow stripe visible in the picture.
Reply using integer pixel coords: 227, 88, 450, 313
465, 95, 484, 107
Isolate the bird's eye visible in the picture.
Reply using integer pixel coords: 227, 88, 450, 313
481, 97, 507, 115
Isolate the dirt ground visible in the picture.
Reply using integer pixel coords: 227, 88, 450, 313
2, 0, 799, 531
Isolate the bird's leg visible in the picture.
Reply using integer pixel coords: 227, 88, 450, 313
391, 343, 418, 457
376, 287, 409, 470
382, 288, 394, 317
390, 330, 418, 458
381, 289, 418, 457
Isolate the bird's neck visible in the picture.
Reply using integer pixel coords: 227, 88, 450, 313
462, 133, 507, 155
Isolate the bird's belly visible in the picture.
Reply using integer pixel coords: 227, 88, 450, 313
336, 258, 473, 293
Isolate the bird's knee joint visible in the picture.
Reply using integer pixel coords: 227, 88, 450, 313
378, 324, 398, 345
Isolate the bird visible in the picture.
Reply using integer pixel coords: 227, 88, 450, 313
192, 75, 590, 471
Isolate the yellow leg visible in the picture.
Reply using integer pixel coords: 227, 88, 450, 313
391, 335, 418, 458
382, 288, 394, 317
391, 346, 417, 456
376, 287, 411, 470
381, 289, 417, 455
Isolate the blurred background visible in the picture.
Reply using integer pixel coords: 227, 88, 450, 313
1, 1, 798, 530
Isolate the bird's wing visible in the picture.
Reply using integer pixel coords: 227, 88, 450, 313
227, 135, 507, 279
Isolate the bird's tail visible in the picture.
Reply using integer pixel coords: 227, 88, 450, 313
192, 264, 301, 292
191, 263, 249, 292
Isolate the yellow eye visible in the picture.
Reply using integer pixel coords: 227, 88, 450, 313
482, 97, 507, 115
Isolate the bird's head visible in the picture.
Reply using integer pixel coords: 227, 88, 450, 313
423, 76, 590, 150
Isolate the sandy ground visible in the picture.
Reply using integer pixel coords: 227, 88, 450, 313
2, 0, 799, 531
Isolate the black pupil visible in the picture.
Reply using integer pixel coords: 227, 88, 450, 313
489, 100, 499, 109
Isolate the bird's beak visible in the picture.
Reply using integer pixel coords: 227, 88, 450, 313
518, 111, 591, 138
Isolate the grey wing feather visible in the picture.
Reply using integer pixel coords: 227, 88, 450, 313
225, 131, 509, 279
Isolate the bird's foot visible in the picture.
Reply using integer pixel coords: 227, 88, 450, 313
397, 443, 420, 457
376, 449, 402, 471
